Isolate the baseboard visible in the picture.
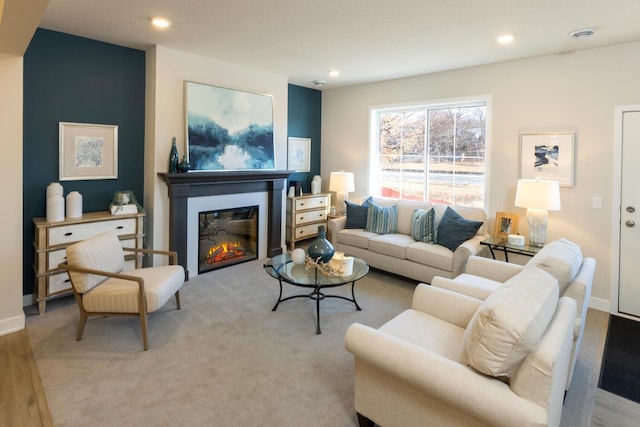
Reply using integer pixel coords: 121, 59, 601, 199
23, 293, 34, 307
0, 312, 25, 337
589, 296, 610, 312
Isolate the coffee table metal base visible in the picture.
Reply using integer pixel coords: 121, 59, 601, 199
271, 277, 361, 334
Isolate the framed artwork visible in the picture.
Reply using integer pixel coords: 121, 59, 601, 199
59, 122, 118, 181
185, 81, 275, 171
287, 137, 311, 172
520, 132, 575, 187
494, 211, 520, 239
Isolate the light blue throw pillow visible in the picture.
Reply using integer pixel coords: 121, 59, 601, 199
365, 202, 398, 234
411, 208, 437, 243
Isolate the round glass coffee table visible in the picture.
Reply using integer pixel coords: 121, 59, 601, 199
264, 253, 369, 334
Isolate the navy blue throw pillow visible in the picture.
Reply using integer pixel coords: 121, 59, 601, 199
345, 197, 372, 229
436, 206, 483, 251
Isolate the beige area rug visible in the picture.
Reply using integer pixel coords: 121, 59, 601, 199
26, 259, 416, 426
26, 258, 608, 427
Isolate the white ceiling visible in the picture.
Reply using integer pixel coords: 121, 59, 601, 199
21, 0, 640, 89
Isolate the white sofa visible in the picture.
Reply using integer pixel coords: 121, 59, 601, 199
346, 270, 576, 427
327, 198, 488, 283
431, 238, 595, 391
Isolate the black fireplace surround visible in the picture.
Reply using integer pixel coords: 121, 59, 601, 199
159, 170, 293, 279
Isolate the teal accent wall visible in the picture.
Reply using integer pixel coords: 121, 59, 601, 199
23, 29, 145, 295
287, 84, 322, 193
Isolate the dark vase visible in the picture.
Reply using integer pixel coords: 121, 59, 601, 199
169, 138, 179, 173
307, 225, 335, 263
178, 155, 190, 173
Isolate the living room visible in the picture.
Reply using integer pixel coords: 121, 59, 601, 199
1, 1, 640, 425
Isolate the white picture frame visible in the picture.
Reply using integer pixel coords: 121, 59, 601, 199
520, 132, 574, 187
59, 122, 118, 181
287, 137, 311, 172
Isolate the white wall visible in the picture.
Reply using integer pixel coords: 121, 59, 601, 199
145, 46, 289, 258
0, 55, 25, 335
322, 41, 640, 310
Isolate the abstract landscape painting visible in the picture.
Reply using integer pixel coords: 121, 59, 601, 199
185, 81, 274, 171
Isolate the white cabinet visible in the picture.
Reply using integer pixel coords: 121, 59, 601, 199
286, 194, 329, 249
33, 211, 145, 314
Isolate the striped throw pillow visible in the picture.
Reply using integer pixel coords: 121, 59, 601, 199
365, 202, 398, 234
411, 208, 436, 243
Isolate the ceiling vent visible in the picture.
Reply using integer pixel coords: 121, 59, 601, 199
570, 28, 595, 40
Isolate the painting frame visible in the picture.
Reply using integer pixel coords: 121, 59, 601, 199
287, 137, 311, 172
494, 211, 520, 239
520, 132, 575, 187
59, 122, 118, 181
184, 80, 275, 171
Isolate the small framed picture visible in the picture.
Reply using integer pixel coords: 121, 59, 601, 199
287, 137, 311, 172
520, 132, 575, 187
59, 122, 118, 181
494, 211, 520, 239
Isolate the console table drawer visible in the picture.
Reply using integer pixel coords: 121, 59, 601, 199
295, 196, 328, 211
295, 210, 327, 226
295, 223, 324, 239
48, 218, 136, 246
48, 272, 72, 295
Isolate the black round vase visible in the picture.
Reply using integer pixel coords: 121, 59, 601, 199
307, 225, 335, 263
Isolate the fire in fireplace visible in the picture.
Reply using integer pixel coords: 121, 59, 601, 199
198, 205, 258, 274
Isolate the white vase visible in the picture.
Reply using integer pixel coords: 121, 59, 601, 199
46, 195, 65, 222
66, 191, 83, 218
311, 180, 320, 194
46, 182, 63, 199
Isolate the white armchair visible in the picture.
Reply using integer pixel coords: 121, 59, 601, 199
58, 230, 185, 350
431, 238, 595, 390
345, 271, 576, 427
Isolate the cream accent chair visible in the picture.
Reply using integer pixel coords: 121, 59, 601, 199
345, 267, 576, 427
431, 238, 594, 391
59, 230, 184, 351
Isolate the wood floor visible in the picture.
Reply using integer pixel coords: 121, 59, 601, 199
1, 321, 639, 427
0, 329, 53, 427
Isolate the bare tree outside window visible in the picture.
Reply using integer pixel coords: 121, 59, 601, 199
374, 102, 486, 208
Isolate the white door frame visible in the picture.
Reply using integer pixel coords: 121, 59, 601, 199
611, 105, 640, 315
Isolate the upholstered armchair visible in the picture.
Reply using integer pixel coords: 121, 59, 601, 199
58, 230, 185, 350
345, 271, 576, 427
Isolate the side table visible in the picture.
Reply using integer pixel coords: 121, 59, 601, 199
480, 237, 542, 263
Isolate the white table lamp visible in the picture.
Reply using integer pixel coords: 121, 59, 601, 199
515, 178, 561, 246
329, 171, 355, 215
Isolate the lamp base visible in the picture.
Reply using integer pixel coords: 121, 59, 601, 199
527, 208, 548, 247
335, 192, 349, 215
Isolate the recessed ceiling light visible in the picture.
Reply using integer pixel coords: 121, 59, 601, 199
151, 17, 171, 28
570, 28, 595, 39
328, 70, 340, 77
497, 34, 515, 45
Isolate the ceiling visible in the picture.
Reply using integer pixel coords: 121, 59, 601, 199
6, 0, 640, 89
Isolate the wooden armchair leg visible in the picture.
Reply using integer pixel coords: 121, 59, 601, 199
76, 313, 88, 341
175, 290, 181, 310
140, 312, 149, 351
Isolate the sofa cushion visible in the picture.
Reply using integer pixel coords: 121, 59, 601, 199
526, 238, 582, 295
337, 229, 378, 249
459, 266, 559, 378
406, 241, 454, 272
368, 234, 415, 260
396, 200, 433, 235
436, 206, 483, 251
411, 208, 437, 243
345, 197, 373, 229
433, 204, 488, 236
366, 202, 398, 234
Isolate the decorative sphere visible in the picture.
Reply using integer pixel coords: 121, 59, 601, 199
291, 248, 307, 265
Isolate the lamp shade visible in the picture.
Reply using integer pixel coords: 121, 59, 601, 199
329, 171, 355, 193
515, 179, 561, 211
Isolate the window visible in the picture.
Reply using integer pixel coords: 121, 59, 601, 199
370, 100, 487, 208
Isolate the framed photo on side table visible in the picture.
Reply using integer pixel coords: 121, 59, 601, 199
494, 211, 520, 239
59, 122, 118, 181
520, 132, 575, 187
